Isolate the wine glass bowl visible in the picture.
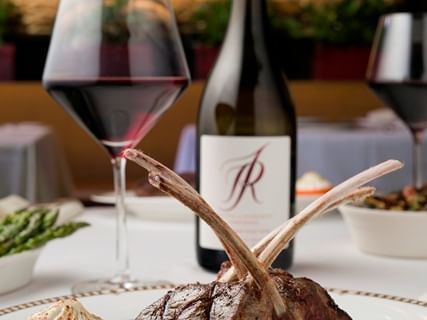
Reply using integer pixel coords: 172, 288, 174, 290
367, 12, 427, 188
43, 0, 189, 293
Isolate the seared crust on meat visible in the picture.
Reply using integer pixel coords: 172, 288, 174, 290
135, 269, 351, 320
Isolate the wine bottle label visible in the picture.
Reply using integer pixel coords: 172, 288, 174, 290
200, 135, 291, 250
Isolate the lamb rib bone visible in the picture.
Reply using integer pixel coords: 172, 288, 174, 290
149, 171, 245, 278
219, 186, 376, 282
259, 159, 403, 269
151, 171, 247, 280
124, 149, 288, 318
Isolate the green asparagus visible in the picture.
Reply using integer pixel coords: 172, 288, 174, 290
0, 208, 28, 226
6, 221, 89, 255
42, 209, 59, 229
0, 212, 46, 256
0, 206, 89, 257
0, 210, 32, 243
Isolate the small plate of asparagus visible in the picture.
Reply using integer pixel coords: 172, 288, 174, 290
0, 204, 89, 295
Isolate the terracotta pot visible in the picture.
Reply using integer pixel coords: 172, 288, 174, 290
312, 45, 371, 80
193, 44, 219, 79
0, 44, 16, 81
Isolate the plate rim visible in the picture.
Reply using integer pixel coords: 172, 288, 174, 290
1, 285, 426, 316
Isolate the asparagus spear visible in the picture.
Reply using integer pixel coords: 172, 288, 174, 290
0, 211, 46, 256
14, 211, 46, 245
0, 210, 32, 244
6, 221, 89, 255
0, 207, 54, 237
42, 209, 59, 230
0, 208, 29, 226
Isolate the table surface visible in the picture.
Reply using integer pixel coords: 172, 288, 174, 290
1, 207, 426, 309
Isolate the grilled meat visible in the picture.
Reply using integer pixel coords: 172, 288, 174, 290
136, 269, 351, 320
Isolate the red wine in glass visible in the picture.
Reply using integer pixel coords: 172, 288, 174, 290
45, 77, 189, 157
367, 13, 427, 188
43, 0, 190, 293
368, 82, 427, 133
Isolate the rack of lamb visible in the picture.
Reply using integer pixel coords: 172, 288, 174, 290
125, 149, 402, 320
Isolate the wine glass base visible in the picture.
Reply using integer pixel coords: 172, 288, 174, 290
71, 277, 173, 294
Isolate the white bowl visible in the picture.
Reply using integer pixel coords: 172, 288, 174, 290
0, 248, 42, 295
339, 204, 427, 258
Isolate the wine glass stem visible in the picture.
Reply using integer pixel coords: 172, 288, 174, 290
413, 130, 424, 189
111, 156, 131, 283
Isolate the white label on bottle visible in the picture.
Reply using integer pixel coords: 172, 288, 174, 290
200, 135, 291, 250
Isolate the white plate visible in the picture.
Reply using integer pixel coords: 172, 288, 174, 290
90, 193, 193, 222
0, 286, 426, 319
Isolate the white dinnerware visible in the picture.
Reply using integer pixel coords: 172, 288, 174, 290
340, 204, 427, 258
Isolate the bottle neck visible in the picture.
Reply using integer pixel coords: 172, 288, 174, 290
228, 0, 270, 40
222, 0, 273, 70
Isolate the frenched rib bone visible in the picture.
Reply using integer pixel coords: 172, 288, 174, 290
219, 186, 377, 282
220, 160, 402, 282
258, 160, 402, 269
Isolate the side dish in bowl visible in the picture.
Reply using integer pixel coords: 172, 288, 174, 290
340, 186, 427, 258
0, 204, 89, 295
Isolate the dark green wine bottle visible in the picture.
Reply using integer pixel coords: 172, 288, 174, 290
196, 0, 297, 272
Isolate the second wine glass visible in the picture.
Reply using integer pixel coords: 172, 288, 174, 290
367, 12, 427, 188
43, 0, 190, 293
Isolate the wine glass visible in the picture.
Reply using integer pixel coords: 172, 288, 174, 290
367, 12, 427, 188
43, 0, 190, 293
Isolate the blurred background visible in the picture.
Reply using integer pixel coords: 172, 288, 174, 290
0, 0, 406, 197
0, 0, 402, 80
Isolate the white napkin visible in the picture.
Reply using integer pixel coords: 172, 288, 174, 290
0, 195, 84, 224
52, 200, 84, 225
357, 108, 406, 130
0, 195, 29, 217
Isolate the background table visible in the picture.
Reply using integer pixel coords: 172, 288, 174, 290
175, 122, 422, 191
1, 207, 426, 309
0, 123, 73, 202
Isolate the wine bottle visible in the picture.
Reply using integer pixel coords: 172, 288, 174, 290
196, 0, 297, 272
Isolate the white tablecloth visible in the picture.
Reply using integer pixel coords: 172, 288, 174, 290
1, 207, 426, 309
174, 123, 422, 191
0, 123, 73, 202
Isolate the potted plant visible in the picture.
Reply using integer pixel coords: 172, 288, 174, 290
183, 0, 230, 79
185, 0, 314, 79
0, 0, 15, 80
275, 0, 397, 80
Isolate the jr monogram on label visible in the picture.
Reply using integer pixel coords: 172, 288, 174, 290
222, 143, 268, 211
200, 136, 291, 250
